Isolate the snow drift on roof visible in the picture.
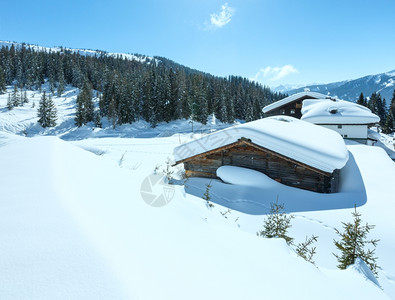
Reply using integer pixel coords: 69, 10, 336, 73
174, 116, 349, 173
301, 99, 380, 124
262, 91, 328, 113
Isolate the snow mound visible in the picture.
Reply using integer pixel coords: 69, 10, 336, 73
301, 99, 380, 124
349, 258, 381, 287
174, 116, 349, 173
217, 166, 280, 187
368, 129, 382, 141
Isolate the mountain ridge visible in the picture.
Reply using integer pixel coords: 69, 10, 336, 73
280, 70, 395, 102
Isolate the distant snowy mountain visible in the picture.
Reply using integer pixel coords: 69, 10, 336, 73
284, 70, 395, 102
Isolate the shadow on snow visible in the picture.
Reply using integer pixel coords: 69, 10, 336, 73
184, 151, 367, 215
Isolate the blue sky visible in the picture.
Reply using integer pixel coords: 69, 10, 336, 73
1, 0, 395, 87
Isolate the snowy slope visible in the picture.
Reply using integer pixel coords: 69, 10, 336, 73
0, 85, 395, 299
0, 134, 390, 300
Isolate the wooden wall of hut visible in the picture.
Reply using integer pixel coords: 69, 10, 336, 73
182, 142, 339, 193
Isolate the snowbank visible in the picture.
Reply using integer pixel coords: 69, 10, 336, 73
174, 116, 349, 173
301, 99, 380, 124
217, 165, 280, 187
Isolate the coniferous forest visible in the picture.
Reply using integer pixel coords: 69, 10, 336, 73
0, 44, 286, 127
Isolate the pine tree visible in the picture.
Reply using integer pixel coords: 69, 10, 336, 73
108, 97, 118, 129
83, 83, 94, 123
390, 89, 395, 121
22, 90, 29, 104
11, 85, 20, 107
94, 110, 102, 128
368, 92, 386, 126
7, 93, 13, 110
257, 199, 294, 245
75, 94, 85, 127
0, 65, 6, 94
74, 81, 94, 126
333, 206, 380, 277
37, 91, 57, 128
57, 70, 65, 96
357, 92, 367, 107
383, 111, 394, 134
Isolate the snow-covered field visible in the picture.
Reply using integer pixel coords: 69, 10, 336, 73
1, 85, 395, 299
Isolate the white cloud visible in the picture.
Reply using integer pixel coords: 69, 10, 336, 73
207, 3, 235, 29
252, 65, 299, 82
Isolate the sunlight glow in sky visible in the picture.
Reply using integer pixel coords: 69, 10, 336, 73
1, 0, 395, 87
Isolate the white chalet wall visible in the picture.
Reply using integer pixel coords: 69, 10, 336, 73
320, 124, 367, 139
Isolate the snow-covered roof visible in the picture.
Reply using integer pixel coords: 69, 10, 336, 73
301, 99, 380, 124
262, 91, 328, 113
174, 116, 349, 173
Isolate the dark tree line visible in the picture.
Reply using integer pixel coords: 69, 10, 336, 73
0, 44, 286, 127
357, 91, 395, 133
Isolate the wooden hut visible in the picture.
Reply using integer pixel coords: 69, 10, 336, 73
262, 91, 328, 118
173, 116, 349, 193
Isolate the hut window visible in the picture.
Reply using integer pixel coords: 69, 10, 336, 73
280, 109, 285, 114
290, 109, 296, 114
337, 125, 342, 129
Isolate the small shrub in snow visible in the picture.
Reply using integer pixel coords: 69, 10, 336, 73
220, 208, 232, 219
162, 160, 174, 182
296, 235, 318, 265
130, 162, 142, 170
257, 199, 294, 245
202, 180, 214, 208
119, 152, 126, 167
333, 206, 380, 277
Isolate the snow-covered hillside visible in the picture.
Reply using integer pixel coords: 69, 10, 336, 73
0, 40, 155, 64
1, 85, 395, 299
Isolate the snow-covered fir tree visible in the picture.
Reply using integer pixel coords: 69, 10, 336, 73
11, 85, 20, 107
7, 93, 13, 110
37, 91, 57, 128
